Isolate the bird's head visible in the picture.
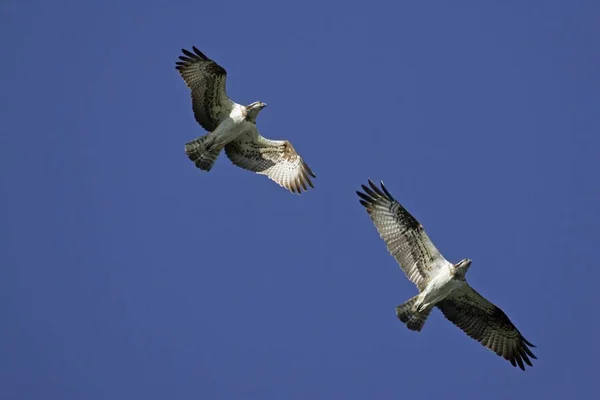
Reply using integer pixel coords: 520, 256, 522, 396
246, 101, 267, 122
454, 258, 472, 278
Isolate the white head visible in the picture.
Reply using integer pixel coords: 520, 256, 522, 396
246, 101, 267, 122
454, 258, 472, 279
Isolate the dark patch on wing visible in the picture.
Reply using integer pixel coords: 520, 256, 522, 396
225, 132, 315, 194
437, 285, 537, 370
175, 46, 232, 131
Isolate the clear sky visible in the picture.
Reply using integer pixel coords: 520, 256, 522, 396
1, 0, 598, 399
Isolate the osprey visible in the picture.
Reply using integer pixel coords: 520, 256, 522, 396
356, 180, 537, 370
175, 46, 316, 194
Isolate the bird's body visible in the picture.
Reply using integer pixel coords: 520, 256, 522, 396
414, 262, 461, 312
357, 180, 537, 370
175, 46, 315, 193
202, 102, 258, 150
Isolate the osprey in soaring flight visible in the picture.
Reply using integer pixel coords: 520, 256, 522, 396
357, 180, 537, 370
175, 46, 316, 194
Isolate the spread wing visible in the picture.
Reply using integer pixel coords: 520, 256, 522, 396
356, 180, 448, 291
175, 46, 235, 131
224, 129, 316, 194
437, 284, 537, 370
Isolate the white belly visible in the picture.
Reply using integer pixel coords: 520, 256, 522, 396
417, 267, 461, 310
209, 105, 251, 146
211, 118, 249, 145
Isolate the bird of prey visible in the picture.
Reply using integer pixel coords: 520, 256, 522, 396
175, 46, 316, 194
356, 180, 537, 370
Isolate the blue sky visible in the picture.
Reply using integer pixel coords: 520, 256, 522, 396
1, 0, 599, 398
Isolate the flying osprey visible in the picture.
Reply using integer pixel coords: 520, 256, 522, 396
356, 180, 537, 370
175, 46, 316, 194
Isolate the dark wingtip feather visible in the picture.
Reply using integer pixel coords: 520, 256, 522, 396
178, 56, 191, 62
179, 47, 210, 63
366, 179, 377, 194
361, 183, 378, 199
192, 46, 208, 59
181, 48, 196, 58
356, 191, 373, 203
523, 343, 537, 359
368, 180, 385, 197
303, 162, 316, 179
289, 180, 298, 194
508, 339, 537, 370
299, 177, 307, 192
515, 356, 524, 370
380, 181, 395, 201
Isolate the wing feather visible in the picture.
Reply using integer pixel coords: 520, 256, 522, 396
224, 130, 316, 194
437, 284, 537, 370
175, 46, 234, 131
356, 180, 447, 291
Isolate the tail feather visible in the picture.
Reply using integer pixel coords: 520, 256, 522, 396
185, 135, 222, 172
396, 296, 432, 332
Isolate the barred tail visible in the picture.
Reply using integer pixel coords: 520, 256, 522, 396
185, 135, 222, 172
395, 296, 432, 332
